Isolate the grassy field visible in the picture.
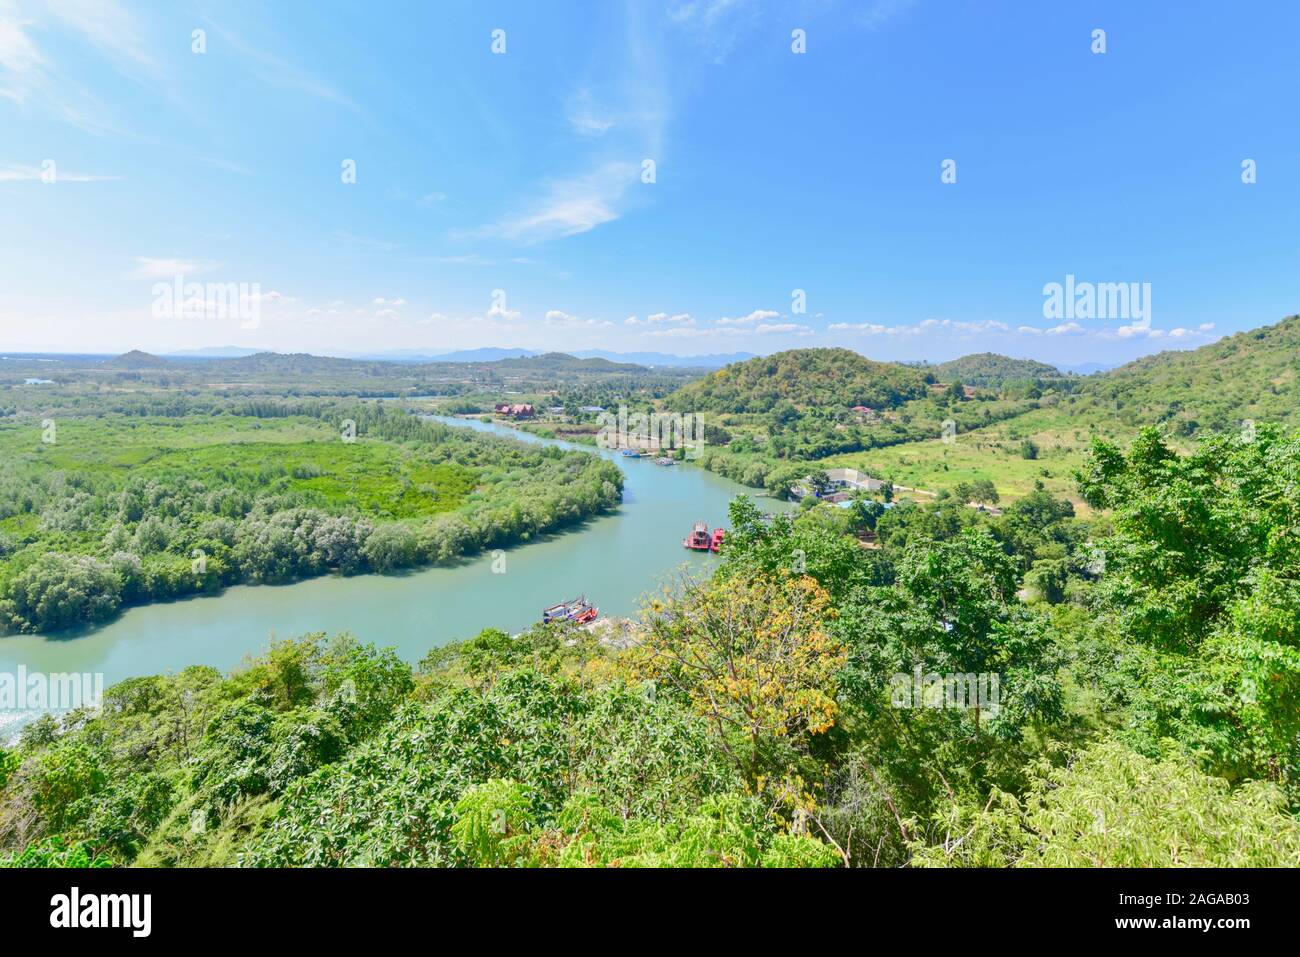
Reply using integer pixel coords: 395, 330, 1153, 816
0, 415, 477, 521
818, 399, 1141, 508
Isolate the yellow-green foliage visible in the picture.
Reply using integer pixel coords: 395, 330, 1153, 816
912, 741, 1300, 867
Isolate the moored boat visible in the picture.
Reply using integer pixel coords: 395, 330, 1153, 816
542, 595, 599, 624
683, 521, 711, 551
656, 456, 674, 466
710, 528, 725, 552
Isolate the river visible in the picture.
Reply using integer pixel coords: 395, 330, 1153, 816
0, 416, 788, 733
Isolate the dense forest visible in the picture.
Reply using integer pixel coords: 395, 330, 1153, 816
2, 423, 1297, 867
665, 348, 934, 414
929, 352, 1069, 389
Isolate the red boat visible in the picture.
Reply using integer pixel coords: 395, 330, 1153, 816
710, 528, 725, 552
683, 521, 711, 551
542, 595, 599, 625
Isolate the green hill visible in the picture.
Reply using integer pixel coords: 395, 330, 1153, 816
490, 352, 645, 373
1082, 314, 1300, 434
932, 353, 1065, 387
666, 348, 932, 413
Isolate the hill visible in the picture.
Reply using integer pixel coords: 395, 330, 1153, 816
107, 350, 168, 369
1083, 314, 1300, 434
503, 352, 643, 372
666, 348, 932, 413
932, 353, 1065, 387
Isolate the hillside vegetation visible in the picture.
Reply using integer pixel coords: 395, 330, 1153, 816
930, 353, 1066, 388
1084, 315, 1300, 435
676, 315, 1300, 504
667, 348, 933, 414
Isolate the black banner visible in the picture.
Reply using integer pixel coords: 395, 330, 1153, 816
0, 867, 1280, 943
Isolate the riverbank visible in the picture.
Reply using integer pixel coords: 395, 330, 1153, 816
0, 416, 790, 735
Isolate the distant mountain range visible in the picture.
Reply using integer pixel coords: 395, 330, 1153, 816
1056, 361, 1120, 375
349, 347, 758, 368
165, 346, 262, 358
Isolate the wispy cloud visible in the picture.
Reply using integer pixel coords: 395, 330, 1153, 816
202, 16, 360, 112
830, 318, 1010, 336
0, 162, 120, 182
716, 309, 781, 326
473, 161, 637, 243
0, 0, 145, 132
469, 3, 675, 244
545, 309, 611, 328
565, 87, 617, 137
47, 0, 157, 74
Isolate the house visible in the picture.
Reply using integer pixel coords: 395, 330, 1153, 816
792, 467, 886, 500
494, 403, 535, 418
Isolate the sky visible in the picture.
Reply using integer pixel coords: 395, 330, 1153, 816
1, 0, 1297, 364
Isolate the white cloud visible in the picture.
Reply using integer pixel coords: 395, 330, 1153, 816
830, 318, 1008, 337
916, 319, 1010, 334
829, 322, 888, 334
754, 322, 813, 336
566, 87, 616, 137
649, 325, 735, 339
486, 301, 523, 321
545, 309, 612, 327
372, 297, 407, 308
716, 309, 780, 326
475, 162, 636, 243
1045, 321, 1086, 336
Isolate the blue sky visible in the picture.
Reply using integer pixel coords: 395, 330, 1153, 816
2, 0, 1297, 363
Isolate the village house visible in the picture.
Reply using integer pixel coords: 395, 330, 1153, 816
792, 467, 887, 502
494, 403, 535, 418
